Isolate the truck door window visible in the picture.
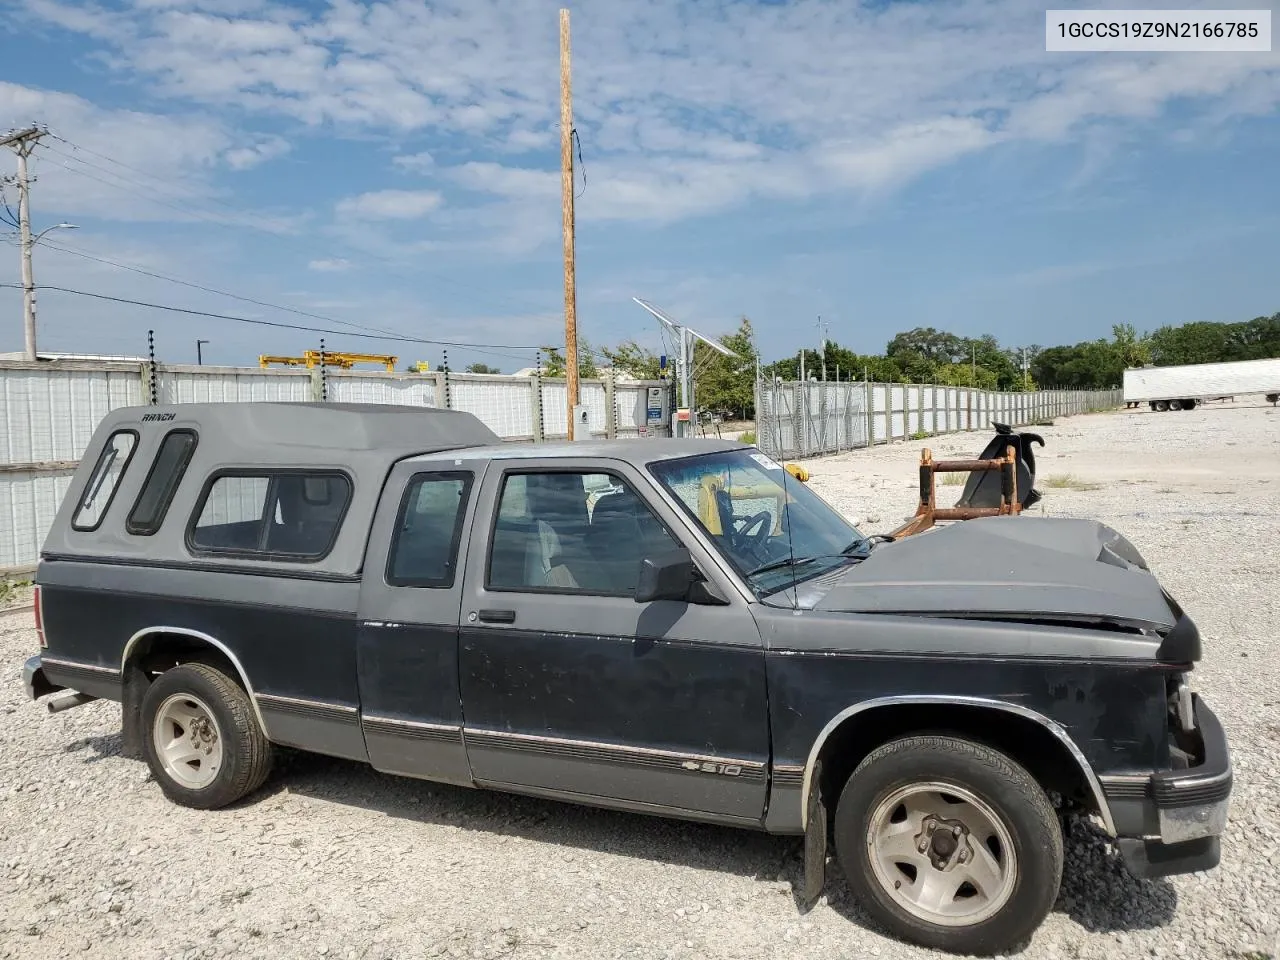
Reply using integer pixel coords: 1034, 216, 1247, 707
126, 429, 198, 536
386, 472, 473, 587
72, 430, 138, 531
487, 470, 678, 596
189, 471, 351, 560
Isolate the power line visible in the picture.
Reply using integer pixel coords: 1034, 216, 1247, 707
41, 133, 565, 323
39, 238, 430, 342
0, 281, 543, 360
45, 133, 264, 219
44, 146, 254, 231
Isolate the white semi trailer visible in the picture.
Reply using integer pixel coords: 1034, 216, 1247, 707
1123, 358, 1280, 411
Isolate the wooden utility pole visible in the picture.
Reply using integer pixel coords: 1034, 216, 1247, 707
559, 8, 579, 439
2, 126, 45, 361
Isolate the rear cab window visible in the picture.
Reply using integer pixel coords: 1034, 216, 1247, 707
126, 429, 198, 536
189, 471, 352, 560
71, 430, 138, 531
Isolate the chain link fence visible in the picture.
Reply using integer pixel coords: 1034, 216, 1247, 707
755, 379, 1122, 460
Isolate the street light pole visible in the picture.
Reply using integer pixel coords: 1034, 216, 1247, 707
196, 339, 209, 365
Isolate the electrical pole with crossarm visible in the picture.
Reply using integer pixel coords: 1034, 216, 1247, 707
2, 126, 47, 360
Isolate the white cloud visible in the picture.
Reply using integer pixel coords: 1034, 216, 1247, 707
335, 188, 443, 220
10, 0, 1280, 237
307, 257, 350, 272
0, 81, 231, 223
223, 135, 291, 170
392, 150, 434, 172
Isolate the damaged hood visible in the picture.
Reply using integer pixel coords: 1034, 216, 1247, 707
813, 516, 1176, 631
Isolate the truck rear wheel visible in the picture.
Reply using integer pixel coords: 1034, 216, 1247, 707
1154, 400, 1169, 412
1169, 399, 1183, 411
833, 735, 1062, 955
141, 663, 273, 809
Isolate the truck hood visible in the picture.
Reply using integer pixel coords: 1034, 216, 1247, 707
812, 516, 1176, 631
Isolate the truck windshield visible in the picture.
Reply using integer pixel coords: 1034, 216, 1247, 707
649, 449, 864, 597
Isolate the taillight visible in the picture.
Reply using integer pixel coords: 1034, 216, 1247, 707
33, 585, 46, 648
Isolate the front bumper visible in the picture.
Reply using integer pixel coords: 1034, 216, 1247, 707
1104, 694, 1231, 879
23, 655, 63, 701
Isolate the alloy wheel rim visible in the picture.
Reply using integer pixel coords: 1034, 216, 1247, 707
866, 780, 1018, 927
152, 693, 223, 790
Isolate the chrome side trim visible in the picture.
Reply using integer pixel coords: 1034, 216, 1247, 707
465, 726, 766, 778
361, 715, 459, 733
361, 715, 462, 743
256, 692, 358, 716
121, 626, 267, 733
800, 694, 1117, 837
771, 764, 805, 787
472, 778, 765, 830
41, 656, 120, 676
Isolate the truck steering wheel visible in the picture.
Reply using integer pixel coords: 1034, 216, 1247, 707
732, 512, 773, 556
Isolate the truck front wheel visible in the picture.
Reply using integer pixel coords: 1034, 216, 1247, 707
141, 663, 273, 809
833, 735, 1063, 956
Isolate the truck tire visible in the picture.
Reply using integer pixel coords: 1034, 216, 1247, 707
141, 663, 273, 810
1169, 399, 1183, 411
1154, 400, 1169, 412
1182, 399, 1197, 410
833, 735, 1063, 956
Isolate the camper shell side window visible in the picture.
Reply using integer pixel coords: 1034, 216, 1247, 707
186, 469, 353, 561
126, 429, 199, 536
71, 430, 139, 531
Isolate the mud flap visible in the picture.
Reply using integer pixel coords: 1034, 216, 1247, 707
801, 759, 827, 908
120, 664, 148, 760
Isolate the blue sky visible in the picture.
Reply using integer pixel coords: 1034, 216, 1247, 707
1, 0, 1278, 372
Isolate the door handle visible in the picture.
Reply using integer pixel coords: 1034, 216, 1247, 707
477, 609, 516, 624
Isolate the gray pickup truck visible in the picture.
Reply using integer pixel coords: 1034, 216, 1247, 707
23, 402, 1230, 955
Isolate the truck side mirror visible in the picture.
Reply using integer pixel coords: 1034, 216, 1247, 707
634, 548, 697, 603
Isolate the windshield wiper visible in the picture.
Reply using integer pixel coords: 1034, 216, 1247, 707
746, 555, 816, 578
841, 534, 894, 555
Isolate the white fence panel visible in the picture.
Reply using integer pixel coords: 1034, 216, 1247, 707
581, 382, 609, 438
615, 384, 668, 438
0, 363, 143, 464
1, 362, 146, 570
539, 381, 568, 439
890, 385, 905, 440
325, 371, 438, 407
0, 472, 75, 571
157, 367, 311, 404
449, 375, 532, 440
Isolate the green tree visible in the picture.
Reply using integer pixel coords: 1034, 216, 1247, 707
694, 317, 758, 418
464, 362, 501, 374
539, 339, 598, 379
1111, 323, 1151, 369
600, 340, 663, 380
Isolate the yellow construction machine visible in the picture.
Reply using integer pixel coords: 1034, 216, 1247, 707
259, 351, 400, 373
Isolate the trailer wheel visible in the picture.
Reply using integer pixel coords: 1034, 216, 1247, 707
1168, 399, 1183, 411
1182, 399, 1197, 410
1154, 400, 1169, 412
1266, 394, 1278, 405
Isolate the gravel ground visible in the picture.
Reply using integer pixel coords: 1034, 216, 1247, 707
3, 399, 1279, 960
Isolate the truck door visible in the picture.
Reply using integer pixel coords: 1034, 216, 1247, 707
457, 457, 770, 824
355, 458, 485, 786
